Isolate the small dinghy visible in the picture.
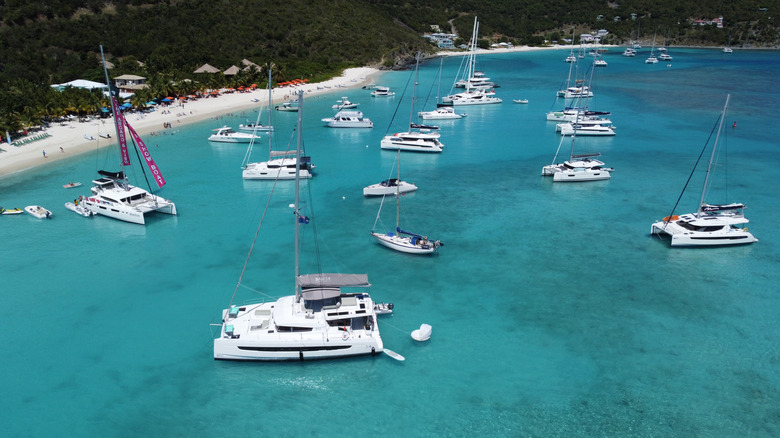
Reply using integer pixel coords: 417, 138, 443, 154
65, 200, 93, 217
411, 323, 432, 342
374, 302, 394, 315
1, 207, 23, 215
513, 99, 529, 104
25, 205, 52, 219
63, 182, 82, 189
84, 134, 96, 141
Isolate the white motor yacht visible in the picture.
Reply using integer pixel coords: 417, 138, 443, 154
363, 178, 417, 196
208, 126, 260, 143
417, 107, 466, 120
371, 86, 395, 97
645, 56, 659, 64
332, 97, 359, 109
238, 122, 273, 133
275, 101, 299, 112
322, 110, 373, 128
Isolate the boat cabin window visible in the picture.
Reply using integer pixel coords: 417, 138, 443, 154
678, 222, 725, 232
304, 296, 340, 312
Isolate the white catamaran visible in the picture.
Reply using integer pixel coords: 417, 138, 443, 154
650, 94, 757, 247
214, 93, 386, 361
80, 46, 177, 225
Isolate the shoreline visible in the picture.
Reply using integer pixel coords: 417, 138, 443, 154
0, 67, 380, 179
0, 42, 727, 180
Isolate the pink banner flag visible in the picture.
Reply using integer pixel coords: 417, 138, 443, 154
125, 120, 166, 188
110, 97, 131, 166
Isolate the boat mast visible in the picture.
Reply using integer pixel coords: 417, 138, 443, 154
99, 45, 129, 186
267, 67, 273, 158
293, 91, 303, 300
408, 52, 421, 132
698, 94, 730, 214
395, 149, 401, 231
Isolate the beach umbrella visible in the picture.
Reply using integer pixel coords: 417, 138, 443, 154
161, 98, 171, 102
145, 101, 157, 106
122, 102, 132, 107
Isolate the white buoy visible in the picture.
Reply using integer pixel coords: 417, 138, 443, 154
342, 196, 346, 200
411, 323, 432, 342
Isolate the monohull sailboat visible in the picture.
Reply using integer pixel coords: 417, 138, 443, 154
650, 94, 757, 247
214, 92, 386, 361
80, 46, 177, 225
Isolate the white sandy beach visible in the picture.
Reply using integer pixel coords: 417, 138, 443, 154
0, 67, 380, 178
0, 44, 583, 179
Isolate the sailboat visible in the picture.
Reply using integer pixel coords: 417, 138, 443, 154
372, 94, 443, 253
645, 32, 659, 64
80, 46, 177, 225
380, 53, 444, 153
542, 98, 613, 182
418, 58, 467, 120
440, 17, 502, 106
370, 159, 443, 254
242, 68, 315, 180
214, 92, 386, 361
650, 94, 757, 247
363, 149, 418, 197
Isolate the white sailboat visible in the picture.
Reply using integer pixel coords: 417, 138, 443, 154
371, 106, 442, 254
418, 58, 467, 120
542, 106, 613, 182
363, 148, 418, 197
81, 46, 177, 225
214, 92, 386, 361
242, 69, 315, 180
645, 32, 659, 64
651, 94, 757, 247
440, 17, 502, 106
380, 53, 445, 153
370, 164, 442, 254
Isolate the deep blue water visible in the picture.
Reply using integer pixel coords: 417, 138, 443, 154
2, 48, 780, 437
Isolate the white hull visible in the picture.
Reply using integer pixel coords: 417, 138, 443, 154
238, 124, 273, 133
65, 202, 93, 217
25, 205, 52, 219
440, 92, 502, 106
553, 168, 611, 182
418, 108, 465, 120
243, 158, 314, 180
559, 124, 616, 136
214, 295, 384, 361
322, 110, 373, 128
363, 180, 417, 196
380, 133, 443, 153
650, 214, 757, 247
82, 178, 176, 225
371, 232, 439, 254
209, 126, 260, 143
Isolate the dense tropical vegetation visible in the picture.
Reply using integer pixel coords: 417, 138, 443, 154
0, 0, 777, 136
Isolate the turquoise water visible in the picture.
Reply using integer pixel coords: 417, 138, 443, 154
2, 48, 780, 437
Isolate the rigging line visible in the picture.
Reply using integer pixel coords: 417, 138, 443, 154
238, 283, 278, 300
128, 131, 155, 194
226, 167, 281, 310
660, 111, 722, 230
382, 64, 416, 137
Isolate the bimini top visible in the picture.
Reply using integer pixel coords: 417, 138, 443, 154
297, 273, 370, 289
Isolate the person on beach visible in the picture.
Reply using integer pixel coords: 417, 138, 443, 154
42, 150, 46, 158
60, 147, 64, 153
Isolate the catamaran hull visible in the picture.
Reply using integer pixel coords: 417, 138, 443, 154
82, 198, 177, 225
214, 336, 383, 361
553, 169, 611, 182
650, 221, 758, 247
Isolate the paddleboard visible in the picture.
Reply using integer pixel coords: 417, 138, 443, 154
63, 182, 82, 188
384, 349, 405, 361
